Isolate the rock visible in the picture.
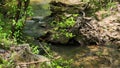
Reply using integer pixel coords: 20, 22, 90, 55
49, 1, 89, 17
71, 11, 120, 45
52, 0, 82, 5
25, 20, 35, 25
50, 35, 70, 44
37, 31, 70, 45
0, 49, 6, 54
31, 16, 44, 22
23, 30, 34, 36
11, 44, 50, 67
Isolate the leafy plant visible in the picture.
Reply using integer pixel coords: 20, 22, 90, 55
0, 58, 14, 68
51, 14, 77, 39
83, 0, 117, 16
50, 58, 73, 68
0, 0, 31, 43
40, 58, 73, 68
31, 45, 39, 54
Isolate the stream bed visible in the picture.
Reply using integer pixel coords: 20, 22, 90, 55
22, 0, 120, 68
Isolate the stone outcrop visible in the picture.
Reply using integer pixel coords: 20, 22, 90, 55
71, 10, 120, 46
36, 1, 120, 46
0, 44, 50, 68
10, 44, 50, 68
49, 0, 89, 17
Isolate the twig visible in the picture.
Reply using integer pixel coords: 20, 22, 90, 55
17, 60, 49, 65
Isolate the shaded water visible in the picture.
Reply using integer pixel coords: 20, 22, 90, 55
23, 0, 52, 37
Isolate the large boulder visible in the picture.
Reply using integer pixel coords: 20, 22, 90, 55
49, 0, 89, 17
52, 0, 82, 5
38, 1, 120, 46
10, 44, 50, 68
71, 9, 120, 46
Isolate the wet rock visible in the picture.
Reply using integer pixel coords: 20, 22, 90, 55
23, 30, 34, 36
37, 31, 70, 45
25, 20, 35, 25
31, 16, 44, 22
0, 49, 6, 54
50, 36, 69, 44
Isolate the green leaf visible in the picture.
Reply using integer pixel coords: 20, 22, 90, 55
57, 66, 62, 68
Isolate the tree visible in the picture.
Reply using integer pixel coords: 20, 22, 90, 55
0, 0, 30, 42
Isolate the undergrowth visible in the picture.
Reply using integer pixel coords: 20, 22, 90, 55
0, 0, 119, 68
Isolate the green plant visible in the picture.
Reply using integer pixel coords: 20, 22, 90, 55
0, 0, 31, 43
83, 0, 117, 16
50, 58, 73, 68
0, 58, 14, 68
96, 51, 103, 56
0, 13, 12, 39
0, 1, 32, 67
51, 14, 77, 40
40, 58, 73, 68
31, 45, 39, 54
88, 0, 115, 10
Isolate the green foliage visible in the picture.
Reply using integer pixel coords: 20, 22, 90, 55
40, 58, 73, 68
56, 17, 75, 28
51, 14, 77, 28
26, 6, 33, 16
51, 14, 78, 39
95, 51, 103, 57
31, 45, 39, 54
0, 58, 14, 68
0, 39, 16, 49
12, 19, 24, 42
0, 1, 31, 67
0, 14, 12, 39
50, 58, 73, 68
87, 0, 116, 10
0, 0, 31, 43
82, 0, 117, 16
